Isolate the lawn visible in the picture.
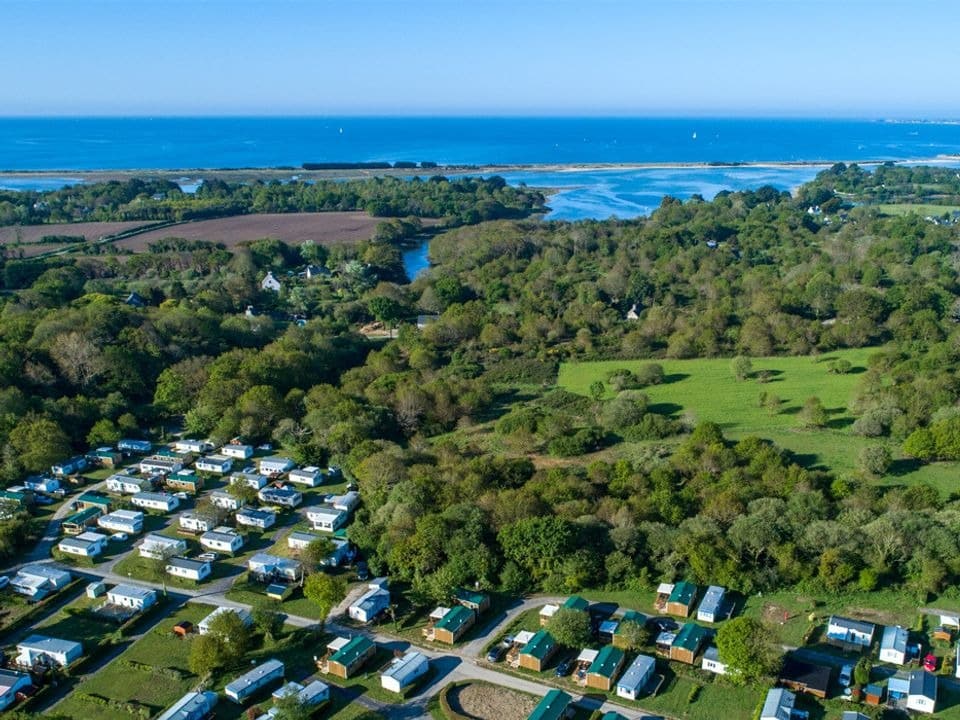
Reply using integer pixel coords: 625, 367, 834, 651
876, 203, 960, 218
558, 350, 960, 490
54, 603, 209, 720
224, 573, 326, 620
33, 594, 120, 651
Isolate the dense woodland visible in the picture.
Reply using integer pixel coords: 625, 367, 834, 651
3, 166, 960, 605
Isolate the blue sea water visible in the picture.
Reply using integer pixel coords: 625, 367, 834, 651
2, 117, 960, 221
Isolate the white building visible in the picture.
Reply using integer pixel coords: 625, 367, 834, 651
908, 670, 937, 714
179, 512, 217, 534
156, 691, 219, 720
106, 474, 151, 495
880, 625, 909, 666
248, 553, 303, 582
258, 486, 302, 508
166, 557, 212, 582
231, 472, 268, 490
236, 507, 276, 530
0, 669, 32, 711
139, 456, 183, 475
11, 565, 72, 601
349, 581, 390, 623
198, 606, 253, 635
221, 444, 254, 460
17, 635, 82, 668
272, 679, 329, 708
304, 505, 347, 532
760, 688, 795, 720
210, 489, 244, 511
174, 439, 214, 454
23, 475, 60, 494
196, 454, 233, 474
381, 651, 429, 694
260, 272, 282, 293
58, 531, 108, 558
139, 533, 187, 559
696, 585, 726, 623
288, 466, 322, 487
616, 653, 655, 700
701, 646, 728, 675
826, 615, 876, 649
118, 438, 152, 453
131, 491, 180, 513
330, 491, 360, 514
258, 456, 295, 476
50, 456, 87, 476
97, 509, 144, 534
200, 528, 244, 554
106, 584, 158, 611
225, 658, 285, 703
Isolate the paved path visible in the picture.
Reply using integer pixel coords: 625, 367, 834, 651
16, 480, 108, 569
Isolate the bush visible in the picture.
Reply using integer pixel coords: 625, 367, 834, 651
635, 363, 665, 386
621, 414, 680, 441
548, 427, 606, 457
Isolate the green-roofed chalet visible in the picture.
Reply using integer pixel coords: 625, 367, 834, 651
588, 644, 624, 678
519, 629, 557, 671
330, 636, 374, 666
666, 580, 698, 617
562, 595, 589, 612
528, 689, 572, 720
669, 622, 709, 664
432, 604, 475, 643
77, 492, 112, 509
602, 712, 628, 720
454, 587, 490, 612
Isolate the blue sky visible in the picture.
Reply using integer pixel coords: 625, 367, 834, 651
3, 0, 959, 117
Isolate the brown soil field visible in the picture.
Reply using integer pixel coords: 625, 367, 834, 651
448, 683, 538, 720
113, 212, 382, 251
0, 221, 150, 246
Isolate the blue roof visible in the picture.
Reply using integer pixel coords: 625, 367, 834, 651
617, 653, 655, 692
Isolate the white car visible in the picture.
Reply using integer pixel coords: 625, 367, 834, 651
109, 532, 128, 542
174, 492, 189, 500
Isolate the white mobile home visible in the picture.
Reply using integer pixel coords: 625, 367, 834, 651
97, 509, 144, 534
179, 512, 217, 534
106, 474, 151, 495
907, 670, 937, 714
381, 651, 429, 694
696, 585, 726, 623
304, 505, 347, 532
288, 466, 322, 487
131, 491, 180, 513
139, 456, 183, 475
139, 533, 187, 559
166, 557, 212, 582
155, 691, 219, 720
616, 653, 655, 700
17, 635, 82, 668
701, 645, 728, 675
330, 491, 360, 513
235, 507, 276, 530
272, 679, 329, 708
198, 606, 253, 635
196, 454, 233, 474
881, 625, 909, 666
221, 444, 254, 460
200, 528, 244, 554
760, 688, 795, 720
349, 581, 390, 623
258, 456, 295, 476
118, 438, 152, 454
58, 531, 108, 557
247, 553, 302, 582
258, 486, 302, 508
106, 584, 158, 611
11, 565, 72, 601
224, 658, 285, 703
174, 439, 214, 454
230, 472, 268, 490
210, 489, 244, 510
50, 456, 88, 476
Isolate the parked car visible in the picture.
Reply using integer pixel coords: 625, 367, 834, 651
110, 532, 128, 542
174, 492, 189, 500
486, 644, 508, 662
197, 552, 218, 562
838, 663, 854, 688
554, 659, 573, 677
647, 617, 679, 633
923, 654, 938, 672
356, 562, 370, 581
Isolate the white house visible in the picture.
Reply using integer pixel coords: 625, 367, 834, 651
258, 456, 295, 476
760, 688, 795, 720
139, 456, 183, 475
221, 444, 254, 460
200, 528, 244, 554
260, 272, 282, 293
287, 531, 322, 552
98, 509, 144, 534
210, 489, 244, 511
105, 474, 151, 495
304, 505, 347, 532
880, 625, 909, 666
118, 438, 152, 454
196, 454, 233, 474
23, 475, 60, 494
908, 670, 937, 713
272, 679, 329, 708
139, 533, 187, 559
330, 491, 360, 514
381, 651, 429, 694
248, 553, 302, 582
696, 585, 726, 623
174, 439, 214, 454
225, 658, 285, 703
288, 466, 322, 487
106, 584, 158, 611
156, 690, 219, 720
50, 455, 87, 476
701, 646, 728, 675
349, 581, 390, 623
236, 507, 276, 530
179, 512, 217, 534
258, 486, 302, 508
826, 615, 876, 649
166, 557, 212, 582
0, 669, 32, 711
131, 491, 180, 513
616, 653, 655, 700
231, 472, 268, 490
16, 635, 82, 668
58, 531, 108, 558
198, 606, 253, 635
11, 565, 72, 601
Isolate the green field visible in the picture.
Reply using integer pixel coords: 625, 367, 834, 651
559, 350, 960, 491
877, 203, 960, 217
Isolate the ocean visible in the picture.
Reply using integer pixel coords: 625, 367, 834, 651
2, 117, 959, 220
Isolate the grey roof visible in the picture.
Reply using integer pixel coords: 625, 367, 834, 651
828, 615, 876, 637
18, 634, 82, 656
167, 557, 209, 572
909, 669, 937, 699
225, 658, 284, 697
16, 564, 71, 583
698, 585, 725, 616
703, 645, 721, 662
201, 530, 241, 543
882, 625, 908, 654
155, 691, 218, 720
760, 687, 795, 720
237, 508, 275, 521
382, 651, 428, 684
617, 653, 655, 692
108, 584, 156, 601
